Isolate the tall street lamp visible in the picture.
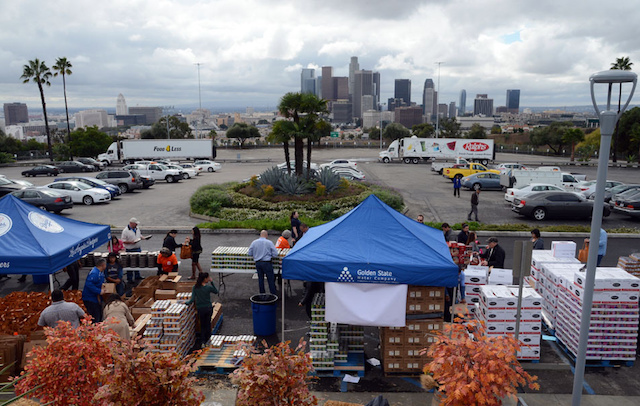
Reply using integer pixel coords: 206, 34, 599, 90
571, 70, 636, 406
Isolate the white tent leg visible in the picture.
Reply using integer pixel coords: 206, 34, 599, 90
281, 276, 285, 342
49, 274, 54, 292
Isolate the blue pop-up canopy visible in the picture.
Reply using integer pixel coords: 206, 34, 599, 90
0, 195, 111, 275
282, 195, 458, 287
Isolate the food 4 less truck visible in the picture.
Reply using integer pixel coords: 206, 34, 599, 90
98, 139, 216, 165
378, 137, 494, 165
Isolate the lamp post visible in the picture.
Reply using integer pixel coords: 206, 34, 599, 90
571, 70, 637, 406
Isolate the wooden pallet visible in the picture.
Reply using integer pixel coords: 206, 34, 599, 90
555, 338, 635, 367
194, 345, 244, 374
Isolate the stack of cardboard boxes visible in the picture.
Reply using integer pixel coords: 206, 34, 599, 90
143, 300, 196, 357
478, 286, 543, 360
381, 286, 445, 374
617, 253, 640, 277
211, 246, 289, 272
126, 274, 194, 318
529, 249, 581, 299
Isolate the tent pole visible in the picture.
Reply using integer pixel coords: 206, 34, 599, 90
49, 274, 54, 293
281, 276, 285, 342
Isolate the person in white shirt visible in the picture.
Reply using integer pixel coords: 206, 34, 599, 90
121, 217, 149, 283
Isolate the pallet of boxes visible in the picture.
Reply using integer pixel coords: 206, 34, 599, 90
380, 286, 445, 375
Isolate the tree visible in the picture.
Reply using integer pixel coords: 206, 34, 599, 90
268, 120, 295, 173
69, 126, 113, 157
562, 128, 585, 161
467, 123, 487, 139
629, 122, 640, 163
141, 116, 193, 139
383, 122, 410, 141
610, 56, 633, 162
412, 123, 435, 138
617, 106, 640, 158
53, 57, 73, 159
21, 58, 53, 161
438, 117, 463, 138
529, 121, 573, 154
226, 122, 260, 148
490, 125, 502, 134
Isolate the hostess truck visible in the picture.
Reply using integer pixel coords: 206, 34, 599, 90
98, 139, 216, 165
378, 137, 495, 165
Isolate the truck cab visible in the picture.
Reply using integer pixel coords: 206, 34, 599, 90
98, 142, 118, 165
378, 140, 400, 163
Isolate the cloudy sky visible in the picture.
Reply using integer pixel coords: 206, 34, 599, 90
1, 0, 639, 113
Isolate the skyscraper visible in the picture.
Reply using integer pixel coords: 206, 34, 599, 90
506, 89, 520, 114
301, 69, 316, 94
348, 57, 359, 98
116, 94, 128, 115
422, 79, 435, 122
473, 94, 494, 116
3, 103, 29, 125
459, 90, 467, 116
373, 72, 381, 109
334, 77, 349, 100
321, 66, 334, 101
353, 70, 374, 119
449, 102, 456, 119
394, 79, 411, 106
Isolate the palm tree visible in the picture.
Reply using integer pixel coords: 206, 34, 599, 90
53, 57, 73, 159
610, 56, 633, 163
268, 120, 297, 174
562, 128, 585, 162
21, 59, 53, 161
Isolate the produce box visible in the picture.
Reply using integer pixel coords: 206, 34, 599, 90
159, 274, 183, 290
0, 335, 26, 378
102, 283, 116, 301
154, 289, 177, 300
176, 281, 195, 293
20, 339, 47, 370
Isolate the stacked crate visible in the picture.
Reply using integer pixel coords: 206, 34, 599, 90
478, 285, 543, 360
448, 242, 471, 266
617, 254, 640, 277
537, 263, 585, 327
555, 268, 640, 362
211, 246, 289, 272
381, 286, 445, 374
530, 250, 581, 297
208, 335, 256, 350
143, 300, 196, 357
464, 266, 489, 313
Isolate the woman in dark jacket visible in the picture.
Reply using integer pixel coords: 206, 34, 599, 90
162, 229, 182, 252
189, 226, 203, 279
186, 272, 218, 347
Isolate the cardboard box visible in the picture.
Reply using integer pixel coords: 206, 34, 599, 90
21, 339, 48, 369
176, 281, 196, 293
551, 241, 577, 259
101, 283, 116, 301
465, 266, 489, 284
154, 289, 177, 300
160, 274, 183, 290
489, 268, 513, 285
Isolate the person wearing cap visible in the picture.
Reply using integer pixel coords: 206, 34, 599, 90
480, 237, 505, 268
105, 252, 125, 296
276, 230, 292, 249
121, 217, 149, 283
157, 247, 179, 275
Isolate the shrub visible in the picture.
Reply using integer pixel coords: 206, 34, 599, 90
279, 174, 311, 195
249, 175, 259, 187
368, 186, 404, 211
262, 184, 275, 197
190, 184, 233, 215
258, 166, 283, 189
315, 182, 326, 197
316, 167, 341, 193
318, 203, 335, 221
0, 152, 15, 164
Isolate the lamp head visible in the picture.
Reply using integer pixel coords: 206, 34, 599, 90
590, 70, 637, 117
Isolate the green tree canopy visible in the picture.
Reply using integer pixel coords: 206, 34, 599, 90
529, 121, 573, 154
562, 128, 585, 161
383, 123, 411, 141
412, 123, 435, 138
490, 125, 502, 134
69, 126, 113, 157
141, 116, 193, 139
225, 122, 260, 148
466, 123, 487, 139
438, 117, 462, 138
617, 107, 640, 158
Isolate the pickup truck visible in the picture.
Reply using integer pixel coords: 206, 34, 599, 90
431, 157, 470, 175
443, 163, 500, 179
122, 163, 183, 183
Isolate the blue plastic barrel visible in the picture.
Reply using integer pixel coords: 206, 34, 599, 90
250, 293, 278, 336
32, 274, 49, 284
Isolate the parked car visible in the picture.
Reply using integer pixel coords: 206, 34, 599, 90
54, 176, 121, 198
195, 160, 222, 172
95, 170, 144, 193
504, 183, 567, 203
11, 188, 73, 213
0, 176, 32, 189
496, 163, 529, 174
41, 181, 111, 205
21, 165, 59, 177
461, 172, 502, 191
512, 191, 610, 221
610, 188, 640, 208
179, 163, 202, 176
331, 167, 365, 181
76, 157, 104, 171
56, 161, 95, 173
595, 184, 640, 202
0, 180, 22, 197
320, 159, 358, 171
166, 164, 196, 179
123, 163, 182, 183
577, 180, 624, 197
139, 175, 155, 189
611, 191, 640, 218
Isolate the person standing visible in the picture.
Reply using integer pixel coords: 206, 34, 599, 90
82, 258, 107, 323
442, 223, 453, 242
103, 294, 135, 340
38, 289, 87, 328
468, 189, 480, 222
276, 230, 292, 249
416, 214, 425, 224
156, 247, 178, 276
290, 211, 302, 245
162, 230, 182, 253
453, 174, 462, 198
457, 223, 470, 244
105, 252, 125, 296
585, 228, 607, 266
121, 218, 149, 283
298, 282, 324, 319
60, 260, 81, 291
248, 230, 279, 295
189, 226, 204, 279
186, 272, 219, 348
531, 229, 545, 250
480, 237, 505, 268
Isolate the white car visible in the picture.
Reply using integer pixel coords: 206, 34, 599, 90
167, 164, 197, 179
331, 167, 365, 181
577, 180, 624, 197
195, 160, 222, 172
277, 161, 319, 171
504, 183, 566, 203
179, 163, 202, 176
320, 159, 358, 171
41, 181, 111, 205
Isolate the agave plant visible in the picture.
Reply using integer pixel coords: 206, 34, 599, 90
316, 167, 342, 193
279, 174, 311, 195
258, 167, 284, 189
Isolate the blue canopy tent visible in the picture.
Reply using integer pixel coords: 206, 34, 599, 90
283, 194, 459, 286
0, 195, 111, 288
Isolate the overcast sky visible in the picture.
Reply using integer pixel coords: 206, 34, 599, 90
1, 0, 639, 113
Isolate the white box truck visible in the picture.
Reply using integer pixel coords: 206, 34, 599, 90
500, 169, 579, 190
98, 139, 216, 165
379, 137, 494, 165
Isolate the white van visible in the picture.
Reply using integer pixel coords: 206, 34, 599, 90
500, 169, 579, 190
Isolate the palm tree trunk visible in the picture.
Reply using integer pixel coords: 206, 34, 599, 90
306, 137, 312, 180
570, 142, 575, 162
283, 141, 291, 174
294, 136, 304, 176
63, 73, 72, 160
38, 82, 53, 161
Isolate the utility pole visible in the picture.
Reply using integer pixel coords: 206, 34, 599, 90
195, 62, 203, 139
435, 62, 444, 138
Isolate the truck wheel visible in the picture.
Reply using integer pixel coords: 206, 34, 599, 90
382, 157, 390, 163
403, 158, 411, 164
481, 159, 489, 166
165, 175, 175, 183
101, 160, 109, 166
438, 169, 443, 175
412, 158, 420, 164
118, 184, 128, 194
532, 207, 547, 221
473, 183, 481, 191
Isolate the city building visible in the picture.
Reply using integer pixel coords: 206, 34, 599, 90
301, 68, 316, 94
449, 102, 456, 119
115, 115, 146, 126
473, 94, 494, 116
321, 66, 334, 101
506, 89, 520, 114
315, 76, 322, 98
349, 56, 359, 98
387, 98, 408, 112
394, 79, 411, 106
362, 110, 394, 130
394, 106, 423, 129
128, 107, 163, 125
3, 103, 29, 125
75, 109, 109, 129
422, 79, 436, 122
332, 101, 353, 123
438, 104, 448, 119
334, 77, 349, 100
353, 70, 376, 119
459, 90, 467, 116
116, 94, 128, 115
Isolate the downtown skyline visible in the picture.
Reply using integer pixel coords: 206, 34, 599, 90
0, 0, 638, 111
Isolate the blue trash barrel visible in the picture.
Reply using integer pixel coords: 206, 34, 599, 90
32, 274, 49, 284
250, 293, 278, 336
